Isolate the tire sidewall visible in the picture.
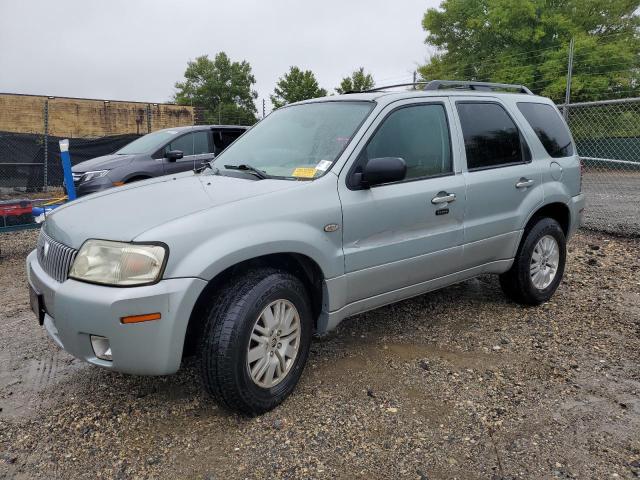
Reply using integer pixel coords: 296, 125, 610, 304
518, 218, 567, 303
226, 273, 312, 411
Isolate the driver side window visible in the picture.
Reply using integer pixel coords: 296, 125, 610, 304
358, 103, 452, 182
166, 133, 195, 157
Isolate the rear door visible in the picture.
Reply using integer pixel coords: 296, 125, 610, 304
338, 98, 466, 304
452, 99, 543, 269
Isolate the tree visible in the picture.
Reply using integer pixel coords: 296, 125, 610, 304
335, 67, 375, 94
270, 67, 327, 108
174, 53, 258, 125
418, 0, 640, 102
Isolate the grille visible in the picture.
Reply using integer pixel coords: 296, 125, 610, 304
36, 230, 78, 282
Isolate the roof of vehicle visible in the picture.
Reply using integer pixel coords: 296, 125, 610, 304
296, 80, 554, 107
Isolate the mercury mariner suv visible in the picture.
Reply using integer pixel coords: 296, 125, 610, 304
27, 81, 584, 415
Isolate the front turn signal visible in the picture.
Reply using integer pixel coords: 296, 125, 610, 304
121, 312, 161, 324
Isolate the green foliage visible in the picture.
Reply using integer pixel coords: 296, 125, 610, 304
419, 0, 640, 102
335, 67, 376, 94
174, 53, 258, 125
270, 67, 327, 108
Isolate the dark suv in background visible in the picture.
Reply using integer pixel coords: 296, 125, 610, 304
71, 125, 248, 196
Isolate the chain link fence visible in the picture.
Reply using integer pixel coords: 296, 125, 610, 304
0, 94, 253, 195
560, 98, 640, 237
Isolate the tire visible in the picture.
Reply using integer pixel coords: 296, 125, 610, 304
499, 217, 566, 306
199, 268, 313, 415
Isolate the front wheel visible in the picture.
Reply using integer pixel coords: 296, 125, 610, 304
199, 268, 312, 415
499, 217, 566, 305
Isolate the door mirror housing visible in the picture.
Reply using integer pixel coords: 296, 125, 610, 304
355, 157, 407, 188
165, 150, 184, 162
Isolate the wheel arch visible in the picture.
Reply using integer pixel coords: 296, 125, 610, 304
525, 202, 571, 236
182, 252, 325, 358
124, 174, 152, 183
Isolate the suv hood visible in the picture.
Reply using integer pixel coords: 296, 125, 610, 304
44, 173, 303, 248
72, 154, 135, 172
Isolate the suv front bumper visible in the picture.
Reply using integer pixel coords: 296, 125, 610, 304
26, 250, 207, 375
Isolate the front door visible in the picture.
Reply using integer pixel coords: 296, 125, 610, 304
338, 99, 465, 305
163, 130, 214, 174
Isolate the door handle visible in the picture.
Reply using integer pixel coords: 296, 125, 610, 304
431, 192, 456, 204
515, 178, 535, 189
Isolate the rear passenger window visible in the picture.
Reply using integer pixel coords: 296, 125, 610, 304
360, 104, 452, 181
457, 102, 528, 170
517, 102, 574, 158
213, 129, 244, 154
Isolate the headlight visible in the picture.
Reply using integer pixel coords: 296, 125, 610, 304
69, 240, 167, 286
81, 170, 109, 182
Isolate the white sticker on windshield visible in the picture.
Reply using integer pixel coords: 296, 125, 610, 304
316, 160, 332, 171
166, 130, 178, 135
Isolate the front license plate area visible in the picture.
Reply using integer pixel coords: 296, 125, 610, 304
29, 284, 46, 326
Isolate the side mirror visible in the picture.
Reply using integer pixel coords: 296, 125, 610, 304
355, 157, 406, 188
165, 150, 184, 162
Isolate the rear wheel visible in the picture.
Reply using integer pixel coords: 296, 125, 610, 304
499, 217, 566, 305
199, 268, 312, 415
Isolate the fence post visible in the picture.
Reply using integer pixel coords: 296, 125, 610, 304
146, 103, 152, 133
59, 139, 76, 200
564, 37, 575, 119
42, 99, 49, 192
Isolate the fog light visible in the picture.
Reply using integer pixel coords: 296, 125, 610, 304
90, 335, 112, 361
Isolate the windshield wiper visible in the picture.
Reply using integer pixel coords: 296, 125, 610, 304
223, 164, 271, 179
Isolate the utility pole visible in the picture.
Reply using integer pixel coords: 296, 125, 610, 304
262, 99, 266, 118
564, 37, 575, 119
413, 71, 417, 89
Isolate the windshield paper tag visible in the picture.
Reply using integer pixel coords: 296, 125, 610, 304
315, 160, 332, 171
292, 167, 317, 178
166, 130, 178, 135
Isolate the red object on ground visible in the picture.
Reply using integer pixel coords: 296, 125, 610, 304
0, 199, 34, 227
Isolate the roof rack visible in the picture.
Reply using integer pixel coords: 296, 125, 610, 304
424, 80, 533, 95
345, 82, 431, 94
345, 80, 533, 95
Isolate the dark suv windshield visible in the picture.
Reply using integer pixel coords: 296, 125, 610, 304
116, 129, 186, 155
213, 101, 373, 179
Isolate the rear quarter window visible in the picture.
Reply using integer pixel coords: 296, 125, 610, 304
517, 102, 574, 158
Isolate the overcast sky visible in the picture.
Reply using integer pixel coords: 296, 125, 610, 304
0, 0, 439, 114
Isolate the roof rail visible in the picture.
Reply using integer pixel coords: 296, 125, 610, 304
344, 82, 430, 94
424, 80, 534, 95
343, 80, 534, 95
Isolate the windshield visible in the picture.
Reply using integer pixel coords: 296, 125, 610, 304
116, 129, 185, 155
213, 101, 374, 179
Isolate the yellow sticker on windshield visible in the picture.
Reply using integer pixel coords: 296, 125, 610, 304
292, 167, 317, 178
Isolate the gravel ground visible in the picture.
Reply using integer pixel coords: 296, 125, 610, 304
0, 229, 639, 479
582, 170, 640, 237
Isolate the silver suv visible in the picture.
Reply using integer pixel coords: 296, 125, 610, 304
27, 81, 585, 415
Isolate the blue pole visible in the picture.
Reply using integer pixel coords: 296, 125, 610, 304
59, 139, 76, 201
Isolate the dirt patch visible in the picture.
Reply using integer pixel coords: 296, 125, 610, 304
0, 230, 639, 479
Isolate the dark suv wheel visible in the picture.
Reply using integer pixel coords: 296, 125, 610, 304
499, 217, 566, 305
199, 268, 312, 415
